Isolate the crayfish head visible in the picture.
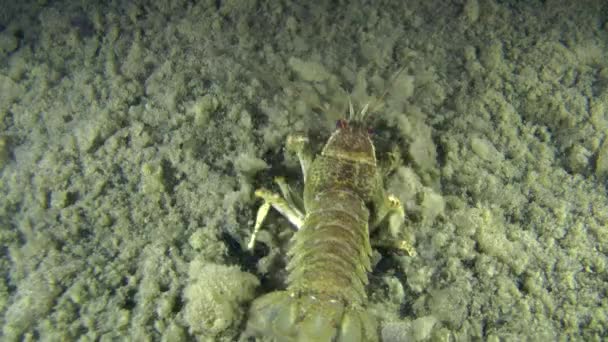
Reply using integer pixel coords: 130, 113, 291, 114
321, 119, 376, 166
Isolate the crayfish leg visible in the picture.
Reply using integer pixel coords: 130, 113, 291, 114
286, 133, 313, 181
370, 194, 417, 256
274, 176, 304, 214
247, 188, 305, 251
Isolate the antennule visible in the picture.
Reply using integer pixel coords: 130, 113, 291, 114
360, 103, 370, 121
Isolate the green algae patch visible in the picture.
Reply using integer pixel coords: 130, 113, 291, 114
596, 138, 608, 179
0, 136, 9, 169
183, 260, 259, 339
288, 57, 334, 82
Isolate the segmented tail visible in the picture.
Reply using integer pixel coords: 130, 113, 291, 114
287, 190, 372, 304
243, 190, 378, 341
243, 290, 377, 341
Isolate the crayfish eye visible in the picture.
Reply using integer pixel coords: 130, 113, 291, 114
336, 119, 348, 129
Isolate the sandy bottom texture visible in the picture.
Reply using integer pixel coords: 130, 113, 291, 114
0, 0, 607, 341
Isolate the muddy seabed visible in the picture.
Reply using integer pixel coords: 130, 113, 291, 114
0, 0, 606, 341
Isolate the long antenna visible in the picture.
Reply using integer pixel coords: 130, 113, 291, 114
363, 65, 407, 120
348, 96, 355, 120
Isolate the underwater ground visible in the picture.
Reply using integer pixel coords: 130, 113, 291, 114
0, 0, 607, 340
